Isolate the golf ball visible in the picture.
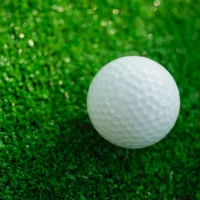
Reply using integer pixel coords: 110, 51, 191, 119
87, 56, 180, 149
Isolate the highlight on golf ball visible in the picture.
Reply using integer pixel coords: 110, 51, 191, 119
87, 56, 180, 149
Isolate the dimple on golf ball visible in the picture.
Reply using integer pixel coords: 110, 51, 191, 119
87, 56, 180, 149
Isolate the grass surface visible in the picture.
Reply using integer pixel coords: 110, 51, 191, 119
0, 0, 200, 199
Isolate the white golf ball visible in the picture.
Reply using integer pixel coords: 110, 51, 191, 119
87, 56, 180, 149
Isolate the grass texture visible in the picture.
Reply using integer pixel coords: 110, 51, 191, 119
0, 0, 200, 199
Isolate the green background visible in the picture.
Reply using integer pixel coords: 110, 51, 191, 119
0, 0, 200, 199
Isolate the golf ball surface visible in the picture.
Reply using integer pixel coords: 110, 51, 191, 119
87, 56, 180, 149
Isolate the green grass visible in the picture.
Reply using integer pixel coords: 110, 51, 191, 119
0, 0, 200, 199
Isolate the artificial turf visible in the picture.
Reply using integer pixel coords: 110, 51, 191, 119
0, 0, 200, 199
